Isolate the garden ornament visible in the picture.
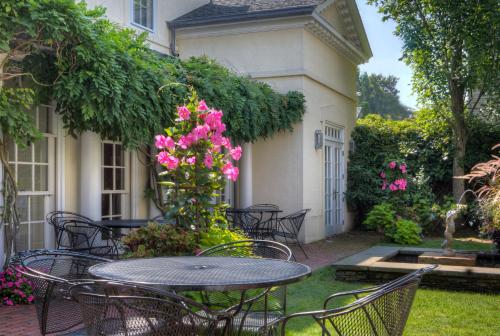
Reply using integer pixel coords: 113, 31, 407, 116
442, 204, 467, 256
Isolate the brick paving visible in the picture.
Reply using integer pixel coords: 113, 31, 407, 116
0, 230, 382, 336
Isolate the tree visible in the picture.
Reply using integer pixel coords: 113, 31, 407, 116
357, 71, 411, 119
368, 0, 500, 202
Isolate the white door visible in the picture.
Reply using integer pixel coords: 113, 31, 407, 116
324, 125, 344, 236
6, 105, 56, 251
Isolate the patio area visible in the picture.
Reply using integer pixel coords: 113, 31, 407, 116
0, 232, 382, 336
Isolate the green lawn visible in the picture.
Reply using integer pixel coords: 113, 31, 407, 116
379, 237, 494, 252
285, 267, 500, 336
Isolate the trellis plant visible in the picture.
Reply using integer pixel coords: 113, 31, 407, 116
156, 95, 241, 231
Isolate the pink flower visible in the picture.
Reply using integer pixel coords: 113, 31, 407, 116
157, 152, 179, 170
27, 295, 34, 303
210, 133, 223, 146
381, 181, 387, 190
205, 110, 223, 130
198, 100, 209, 111
7, 282, 13, 288
222, 162, 239, 181
388, 161, 397, 169
389, 183, 398, 191
6, 299, 13, 306
191, 125, 210, 141
178, 135, 193, 149
394, 178, 407, 190
221, 137, 232, 149
204, 153, 213, 168
155, 135, 175, 150
400, 163, 407, 174
379, 171, 386, 179
177, 106, 191, 120
186, 156, 196, 165
230, 146, 242, 161
212, 145, 221, 153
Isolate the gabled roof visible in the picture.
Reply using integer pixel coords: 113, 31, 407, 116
170, 0, 325, 28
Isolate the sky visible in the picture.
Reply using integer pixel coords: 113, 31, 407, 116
355, 0, 417, 109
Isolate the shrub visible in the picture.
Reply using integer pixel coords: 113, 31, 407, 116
391, 219, 422, 245
122, 222, 247, 258
363, 203, 396, 232
0, 266, 34, 306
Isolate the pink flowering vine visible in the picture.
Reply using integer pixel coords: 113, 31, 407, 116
1, 266, 34, 306
155, 95, 242, 229
380, 160, 408, 192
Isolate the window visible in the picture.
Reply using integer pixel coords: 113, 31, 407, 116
132, 0, 154, 31
101, 141, 128, 220
7, 105, 55, 251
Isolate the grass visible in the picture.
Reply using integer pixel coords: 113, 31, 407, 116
285, 267, 500, 336
378, 237, 494, 252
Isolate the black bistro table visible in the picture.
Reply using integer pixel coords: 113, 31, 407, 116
94, 219, 164, 229
88, 256, 311, 291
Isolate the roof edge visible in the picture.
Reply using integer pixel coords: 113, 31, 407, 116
169, 5, 317, 29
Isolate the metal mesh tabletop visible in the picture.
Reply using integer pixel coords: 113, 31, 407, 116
88, 256, 311, 291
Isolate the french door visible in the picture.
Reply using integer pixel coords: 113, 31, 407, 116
6, 105, 56, 251
324, 125, 344, 236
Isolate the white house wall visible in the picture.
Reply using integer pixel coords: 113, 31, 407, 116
84, 0, 209, 54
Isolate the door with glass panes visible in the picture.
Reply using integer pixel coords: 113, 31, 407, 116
6, 105, 55, 251
324, 125, 344, 236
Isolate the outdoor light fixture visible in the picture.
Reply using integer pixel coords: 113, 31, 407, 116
314, 130, 323, 150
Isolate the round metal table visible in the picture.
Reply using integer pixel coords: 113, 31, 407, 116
89, 256, 311, 291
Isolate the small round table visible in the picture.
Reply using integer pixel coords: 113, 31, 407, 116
88, 256, 311, 291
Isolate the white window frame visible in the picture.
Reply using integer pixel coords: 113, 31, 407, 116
101, 141, 130, 220
130, 0, 155, 33
7, 105, 56, 251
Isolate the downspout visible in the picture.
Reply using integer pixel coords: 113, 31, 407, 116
167, 22, 178, 57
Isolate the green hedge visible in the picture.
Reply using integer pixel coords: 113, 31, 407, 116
347, 111, 500, 223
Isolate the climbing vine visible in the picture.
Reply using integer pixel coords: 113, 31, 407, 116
0, 0, 306, 265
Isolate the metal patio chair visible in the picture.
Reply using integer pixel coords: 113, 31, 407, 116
274, 209, 310, 258
70, 281, 232, 336
197, 240, 292, 335
46, 211, 94, 250
60, 219, 121, 259
18, 250, 112, 336
270, 265, 437, 336
245, 204, 280, 240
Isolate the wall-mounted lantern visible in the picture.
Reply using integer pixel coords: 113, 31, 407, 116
314, 130, 323, 150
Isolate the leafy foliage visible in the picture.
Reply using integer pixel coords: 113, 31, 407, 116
363, 203, 396, 232
122, 222, 247, 258
0, 265, 34, 305
391, 219, 422, 245
357, 72, 411, 119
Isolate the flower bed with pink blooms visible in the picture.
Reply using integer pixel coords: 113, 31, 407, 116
0, 266, 34, 306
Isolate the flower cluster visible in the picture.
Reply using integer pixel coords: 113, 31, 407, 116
155, 100, 241, 181
0, 266, 34, 306
380, 161, 408, 192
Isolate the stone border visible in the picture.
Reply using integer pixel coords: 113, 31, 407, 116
332, 246, 500, 293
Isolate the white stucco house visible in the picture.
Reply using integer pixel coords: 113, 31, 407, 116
0, 0, 371, 264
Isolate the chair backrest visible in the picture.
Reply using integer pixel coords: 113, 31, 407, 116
19, 250, 111, 335
245, 204, 280, 225
197, 240, 292, 261
279, 209, 309, 236
46, 211, 94, 249
60, 219, 119, 258
70, 281, 230, 336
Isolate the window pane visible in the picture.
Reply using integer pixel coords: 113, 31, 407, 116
145, 0, 153, 29
112, 194, 121, 216
18, 144, 32, 162
102, 194, 110, 217
30, 196, 45, 222
115, 144, 123, 166
141, 4, 147, 27
31, 222, 45, 249
34, 165, 48, 191
16, 224, 29, 252
103, 143, 114, 166
134, 0, 140, 24
103, 168, 114, 190
115, 168, 124, 190
17, 164, 32, 191
34, 138, 48, 163
16, 196, 29, 222
38, 106, 51, 133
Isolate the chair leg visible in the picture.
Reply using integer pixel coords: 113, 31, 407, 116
296, 239, 308, 259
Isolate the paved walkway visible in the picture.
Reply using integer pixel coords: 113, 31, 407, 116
0, 231, 382, 336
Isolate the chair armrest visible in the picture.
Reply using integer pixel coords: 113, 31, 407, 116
323, 286, 380, 309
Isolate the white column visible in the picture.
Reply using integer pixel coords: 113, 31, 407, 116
240, 142, 253, 208
80, 132, 102, 220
